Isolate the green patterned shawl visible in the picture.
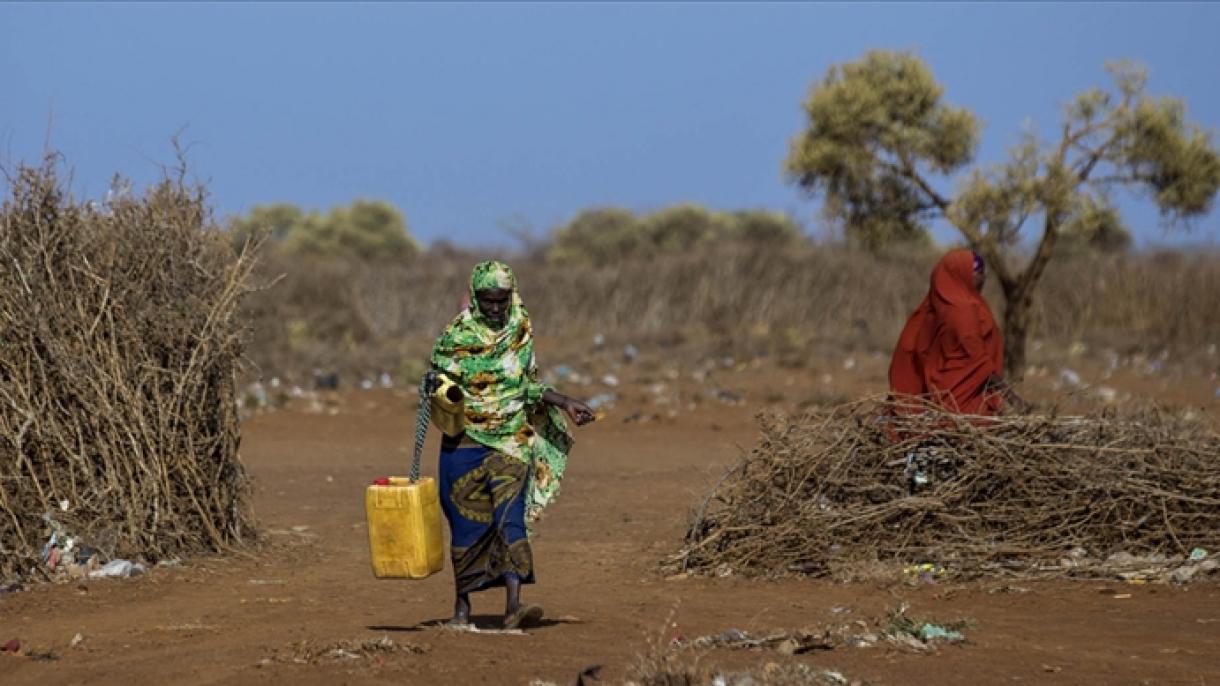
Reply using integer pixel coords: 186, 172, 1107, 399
431, 261, 572, 525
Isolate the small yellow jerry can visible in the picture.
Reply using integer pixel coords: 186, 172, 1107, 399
365, 477, 444, 579
430, 373, 465, 437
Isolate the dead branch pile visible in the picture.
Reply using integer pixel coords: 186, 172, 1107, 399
0, 161, 258, 579
673, 398, 1220, 579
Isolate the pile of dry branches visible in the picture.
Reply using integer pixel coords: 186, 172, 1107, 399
673, 398, 1220, 579
0, 161, 258, 579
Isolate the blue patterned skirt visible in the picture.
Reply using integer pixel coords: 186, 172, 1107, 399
438, 444, 535, 595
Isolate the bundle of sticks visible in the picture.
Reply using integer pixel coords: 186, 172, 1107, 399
0, 163, 258, 578
674, 397, 1220, 578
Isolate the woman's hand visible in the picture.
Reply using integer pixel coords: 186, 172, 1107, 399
562, 398, 597, 426
543, 389, 596, 426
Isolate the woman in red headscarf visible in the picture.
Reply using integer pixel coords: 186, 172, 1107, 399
889, 249, 1027, 416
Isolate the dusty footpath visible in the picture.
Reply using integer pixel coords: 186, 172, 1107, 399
3, 383, 1220, 685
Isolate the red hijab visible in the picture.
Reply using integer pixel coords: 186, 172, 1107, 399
889, 249, 1004, 416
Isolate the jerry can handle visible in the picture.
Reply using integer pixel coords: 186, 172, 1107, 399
411, 371, 439, 482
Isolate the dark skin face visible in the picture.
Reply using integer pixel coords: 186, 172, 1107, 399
475, 287, 512, 329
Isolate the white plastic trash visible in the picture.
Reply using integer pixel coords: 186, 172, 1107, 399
88, 559, 147, 579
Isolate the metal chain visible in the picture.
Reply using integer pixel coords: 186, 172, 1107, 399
411, 370, 438, 482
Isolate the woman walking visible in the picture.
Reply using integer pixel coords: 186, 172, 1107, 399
431, 261, 595, 630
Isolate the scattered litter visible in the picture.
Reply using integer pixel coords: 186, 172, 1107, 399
623, 344, 638, 363
703, 664, 854, 686
586, 393, 618, 411
248, 579, 286, 586
264, 635, 426, 665
247, 382, 269, 406
549, 364, 592, 386
918, 624, 964, 642
709, 389, 743, 406
1170, 559, 1218, 584
677, 627, 834, 654
902, 562, 944, 584
3, 639, 19, 653
1113, 593, 1132, 599
842, 357, 856, 371
379, 372, 393, 388
592, 333, 606, 349
1094, 386, 1118, 404
0, 582, 24, 596
69, 633, 84, 649
1059, 369, 1082, 387
987, 585, 1030, 595
1190, 548, 1208, 561
601, 374, 620, 388
88, 559, 146, 579
361, 379, 374, 390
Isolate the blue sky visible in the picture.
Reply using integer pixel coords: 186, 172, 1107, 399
3, 2, 1218, 248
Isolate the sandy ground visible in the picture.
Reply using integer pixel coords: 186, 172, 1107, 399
3, 352, 1220, 685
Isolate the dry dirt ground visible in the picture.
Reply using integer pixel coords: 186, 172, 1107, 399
3, 353, 1220, 685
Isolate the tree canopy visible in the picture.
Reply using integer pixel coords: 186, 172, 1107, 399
547, 204, 803, 265
228, 199, 418, 261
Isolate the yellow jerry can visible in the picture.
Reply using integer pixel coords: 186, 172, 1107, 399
365, 476, 444, 579
430, 373, 465, 437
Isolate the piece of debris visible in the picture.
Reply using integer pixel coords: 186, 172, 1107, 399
917, 624, 964, 643
88, 559, 146, 579
266, 635, 426, 665
677, 627, 834, 654
623, 344, 638, 363
586, 393, 618, 411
